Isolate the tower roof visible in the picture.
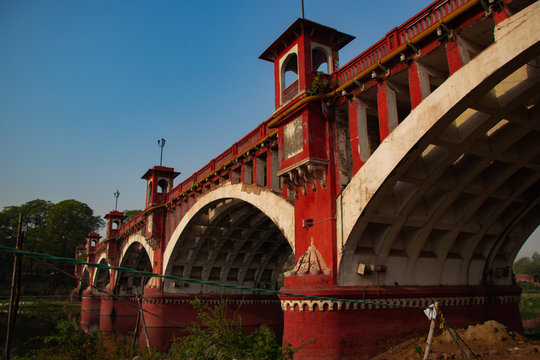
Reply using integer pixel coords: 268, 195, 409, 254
259, 18, 355, 62
141, 165, 181, 180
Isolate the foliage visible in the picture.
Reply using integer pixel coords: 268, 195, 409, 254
12, 319, 154, 360
166, 298, 310, 360
519, 282, 540, 294
409, 343, 423, 358
514, 252, 540, 281
0, 199, 104, 294
519, 293, 540, 320
307, 71, 332, 96
123, 209, 143, 222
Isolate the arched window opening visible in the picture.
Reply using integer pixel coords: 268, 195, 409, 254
147, 181, 153, 203
312, 48, 329, 73
283, 53, 298, 88
157, 179, 168, 194
112, 220, 120, 230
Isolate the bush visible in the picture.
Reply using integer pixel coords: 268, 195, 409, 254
166, 298, 310, 360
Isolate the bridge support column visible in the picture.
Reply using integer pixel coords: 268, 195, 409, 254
99, 294, 139, 335
139, 290, 284, 351
408, 61, 431, 109
281, 283, 522, 360
80, 290, 101, 332
376, 81, 399, 141
445, 36, 471, 75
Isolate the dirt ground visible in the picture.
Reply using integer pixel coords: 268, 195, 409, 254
371, 320, 540, 359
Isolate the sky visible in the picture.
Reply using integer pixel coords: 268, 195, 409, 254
0, 0, 538, 259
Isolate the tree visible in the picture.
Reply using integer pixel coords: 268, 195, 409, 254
122, 209, 142, 222
44, 200, 104, 258
514, 252, 540, 282
0, 199, 104, 294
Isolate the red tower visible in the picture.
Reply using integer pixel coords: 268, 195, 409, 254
260, 19, 353, 275
142, 166, 180, 208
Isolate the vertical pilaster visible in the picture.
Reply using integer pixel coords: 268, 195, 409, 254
348, 99, 361, 173
377, 81, 399, 141
446, 36, 470, 75
408, 61, 431, 109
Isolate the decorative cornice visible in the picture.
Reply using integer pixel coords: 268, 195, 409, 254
142, 297, 281, 305
281, 295, 521, 312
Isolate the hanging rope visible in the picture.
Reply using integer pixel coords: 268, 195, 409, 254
0, 245, 428, 310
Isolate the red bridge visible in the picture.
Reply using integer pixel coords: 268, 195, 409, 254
74, 0, 540, 358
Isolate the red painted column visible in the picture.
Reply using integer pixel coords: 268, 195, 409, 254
408, 61, 430, 109
445, 38, 470, 75
377, 81, 398, 141
266, 150, 273, 190
348, 98, 362, 174
493, 6, 510, 25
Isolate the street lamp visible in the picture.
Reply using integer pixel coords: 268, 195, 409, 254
158, 138, 166, 166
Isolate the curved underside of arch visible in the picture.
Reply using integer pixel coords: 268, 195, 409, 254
338, 4, 540, 288
94, 259, 110, 292
163, 184, 294, 294
79, 267, 90, 295
115, 241, 152, 295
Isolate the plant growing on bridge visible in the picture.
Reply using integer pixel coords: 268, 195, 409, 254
166, 298, 310, 360
307, 71, 332, 96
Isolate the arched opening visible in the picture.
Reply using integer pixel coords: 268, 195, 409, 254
282, 53, 298, 89
112, 219, 120, 230
116, 242, 152, 295
147, 180, 153, 204
164, 199, 293, 294
78, 268, 90, 298
157, 178, 168, 194
94, 259, 110, 292
312, 47, 329, 73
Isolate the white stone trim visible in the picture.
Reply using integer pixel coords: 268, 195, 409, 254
281, 295, 520, 311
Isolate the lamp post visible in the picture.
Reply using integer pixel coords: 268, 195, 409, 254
113, 190, 120, 211
158, 138, 166, 166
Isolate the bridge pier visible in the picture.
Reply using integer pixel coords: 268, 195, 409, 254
80, 289, 101, 332
140, 289, 284, 351
280, 280, 522, 360
99, 294, 139, 335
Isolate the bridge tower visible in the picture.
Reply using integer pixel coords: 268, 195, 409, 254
260, 18, 354, 276
260, 19, 361, 358
141, 166, 179, 279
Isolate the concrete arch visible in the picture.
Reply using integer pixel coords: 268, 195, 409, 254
118, 234, 154, 267
163, 182, 295, 294
338, 4, 540, 287
164, 183, 294, 268
115, 238, 153, 294
93, 257, 110, 292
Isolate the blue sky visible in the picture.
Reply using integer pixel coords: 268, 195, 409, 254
1, 0, 538, 258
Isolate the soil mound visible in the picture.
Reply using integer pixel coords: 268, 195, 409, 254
372, 320, 540, 359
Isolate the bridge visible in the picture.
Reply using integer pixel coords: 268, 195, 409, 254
74, 0, 540, 358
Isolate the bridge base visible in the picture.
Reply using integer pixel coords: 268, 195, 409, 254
99, 295, 139, 334
280, 284, 522, 360
80, 291, 101, 332
140, 291, 284, 351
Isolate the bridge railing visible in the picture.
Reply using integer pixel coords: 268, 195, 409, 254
165, 119, 275, 203
334, 0, 476, 87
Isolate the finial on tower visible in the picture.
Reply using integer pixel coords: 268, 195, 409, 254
157, 138, 166, 166
301, 0, 305, 18
113, 190, 120, 211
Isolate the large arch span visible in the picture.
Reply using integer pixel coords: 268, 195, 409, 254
338, 3, 540, 288
162, 182, 295, 294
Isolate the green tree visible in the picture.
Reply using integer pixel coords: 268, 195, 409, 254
514, 252, 540, 282
0, 199, 104, 294
44, 199, 104, 258
123, 209, 142, 222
